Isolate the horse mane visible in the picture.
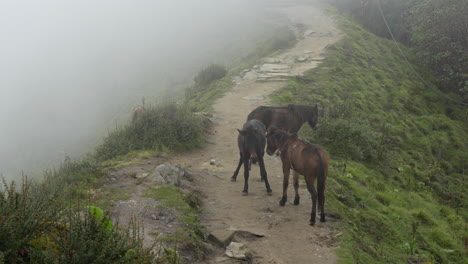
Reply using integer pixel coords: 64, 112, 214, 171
288, 104, 317, 123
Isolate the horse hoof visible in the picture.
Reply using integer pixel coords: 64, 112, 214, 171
231, 177, 236, 182
279, 199, 286, 206
309, 221, 316, 226
320, 216, 326, 222
267, 190, 273, 196
293, 197, 300, 205
242, 191, 248, 196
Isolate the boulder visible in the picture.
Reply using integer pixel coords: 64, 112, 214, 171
148, 164, 186, 186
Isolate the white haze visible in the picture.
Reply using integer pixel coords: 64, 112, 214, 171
0, 0, 274, 181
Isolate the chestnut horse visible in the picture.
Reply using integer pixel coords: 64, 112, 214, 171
266, 127, 328, 225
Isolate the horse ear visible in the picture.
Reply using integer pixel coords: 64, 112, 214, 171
237, 129, 247, 135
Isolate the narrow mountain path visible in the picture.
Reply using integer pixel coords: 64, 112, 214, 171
169, 1, 343, 263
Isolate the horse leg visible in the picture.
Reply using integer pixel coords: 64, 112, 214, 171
318, 188, 326, 222
231, 153, 243, 182
305, 174, 318, 225
258, 156, 272, 195
279, 163, 290, 206
242, 154, 250, 196
293, 171, 300, 205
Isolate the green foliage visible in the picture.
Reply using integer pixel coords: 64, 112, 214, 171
410, 0, 468, 96
334, 0, 467, 98
0, 176, 153, 264
193, 64, 227, 87
144, 185, 205, 253
95, 103, 203, 162
272, 15, 467, 264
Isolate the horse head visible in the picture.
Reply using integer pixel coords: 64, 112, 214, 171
266, 127, 296, 156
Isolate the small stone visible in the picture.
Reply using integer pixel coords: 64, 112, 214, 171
210, 159, 216, 165
225, 242, 249, 260
296, 57, 308, 62
136, 173, 150, 179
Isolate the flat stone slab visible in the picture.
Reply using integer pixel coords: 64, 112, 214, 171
262, 57, 282, 64
242, 95, 265, 100
259, 63, 290, 73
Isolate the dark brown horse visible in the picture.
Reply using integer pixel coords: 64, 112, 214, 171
232, 119, 272, 196
247, 104, 319, 133
266, 127, 328, 225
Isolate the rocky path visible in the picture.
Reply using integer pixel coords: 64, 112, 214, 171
168, 1, 344, 263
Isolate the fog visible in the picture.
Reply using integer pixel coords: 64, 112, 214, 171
0, 0, 275, 180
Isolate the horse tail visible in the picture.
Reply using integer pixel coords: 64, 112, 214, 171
316, 150, 327, 208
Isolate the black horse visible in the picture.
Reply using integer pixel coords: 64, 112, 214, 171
247, 104, 319, 133
231, 119, 272, 196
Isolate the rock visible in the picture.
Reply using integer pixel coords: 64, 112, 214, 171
208, 231, 236, 247
225, 242, 249, 260
304, 30, 316, 37
242, 95, 265, 100
296, 57, 308, 62
262, 57, 281, 64
147, 164, 186, 186
241, 69, 250, 74
231, 76, 242, 84
252, 64, 259, 69
210, 159, 216, 165
215, 256, 231, 263
136, 173, 150, 179
259, 63, 289, 73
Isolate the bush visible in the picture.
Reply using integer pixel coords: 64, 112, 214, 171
193, 64, 227, 87
95, 103, 203, 162
0, 176, 152, 264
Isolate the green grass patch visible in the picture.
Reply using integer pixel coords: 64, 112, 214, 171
101, 150, 160, 171
144, 185, 204, 252
272, 13, 467, 264
94, 103, 204, 162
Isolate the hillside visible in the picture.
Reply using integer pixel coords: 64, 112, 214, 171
272, 13, 467, 264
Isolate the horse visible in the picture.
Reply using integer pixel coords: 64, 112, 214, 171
231, 119, 272, 196
247, 104, 319, 133
266, 127, 328, 225
131, 106, 145, 123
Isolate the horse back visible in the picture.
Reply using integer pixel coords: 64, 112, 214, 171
286, 139, 327, 177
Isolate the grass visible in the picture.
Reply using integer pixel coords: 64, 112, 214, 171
272, 13, 467, 264
185, 25, 297, 113
94, 103, 204, 162
144, 185, 204, 253
0, 174, 153, 264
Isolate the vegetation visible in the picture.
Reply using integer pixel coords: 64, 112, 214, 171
334, 0, 468, 100
144, 185, 204, 254
94, 103, 203, 162
272, 15, 467, 264
185, 26, 297, 112
0, 174, 153, 264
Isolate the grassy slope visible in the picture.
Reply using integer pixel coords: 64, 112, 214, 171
184, 25, 296, 113
272, 15, 467, 264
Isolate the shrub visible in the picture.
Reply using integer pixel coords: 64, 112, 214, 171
0, 176, 153, 263
193, 64, 227, 87
95, 103, 203, 162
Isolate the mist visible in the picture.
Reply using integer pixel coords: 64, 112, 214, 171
0, 0, 274, 180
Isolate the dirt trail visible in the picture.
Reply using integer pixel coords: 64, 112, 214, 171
168, 1, 343, 263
